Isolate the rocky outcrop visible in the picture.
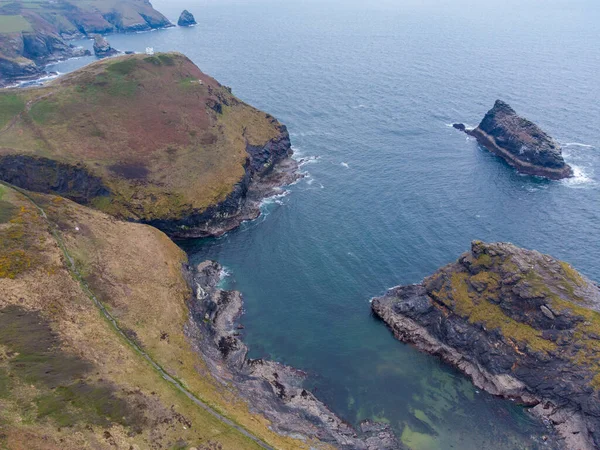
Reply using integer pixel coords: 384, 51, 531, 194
177, 10, 197, 27
454, 100, 573, 180
92, 35, 118, 58
147, 124, 300, 238
372, 241, 600, 449
185, 261, 402, 450
0, 155, 111, 204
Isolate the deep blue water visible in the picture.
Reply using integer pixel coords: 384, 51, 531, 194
48, 1, 600, 448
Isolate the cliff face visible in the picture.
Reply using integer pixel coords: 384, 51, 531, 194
0, 53, 298, 237
0, 0, 171, 85
372, 241, 600, 449
454, 100, 573, 180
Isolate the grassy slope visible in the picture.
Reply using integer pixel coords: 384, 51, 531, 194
0, 53, 281, 221
0, 183, 310, 449
0, 0, 167, 36
0, 15, 32, 33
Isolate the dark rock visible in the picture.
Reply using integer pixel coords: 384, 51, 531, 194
92, 35, 119, 58
177, 10, 197, 27
0, 154, 111, 205
146, 124, 301, 238
0, 0, 172, 84
455, 100, 573, 180
452, 122, 466, 131
185, 261, 404, 449
372, 241, 600, 450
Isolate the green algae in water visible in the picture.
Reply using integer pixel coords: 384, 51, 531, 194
401, 424, 439, 450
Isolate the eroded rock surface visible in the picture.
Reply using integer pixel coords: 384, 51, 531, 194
372, 241, 600, 449
178, 10, 197, 27
454, 100, 573, 179
93, 35, 119, 58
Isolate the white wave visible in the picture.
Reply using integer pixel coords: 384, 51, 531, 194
15, 72, 61, 88
563, 142, 595, 148
298, 155, 321, 167
306, 176, 315, 185
341, 162, 350, 168
562, 165, 595, 188
219, 266, 232, 280
260, 190, 290, 207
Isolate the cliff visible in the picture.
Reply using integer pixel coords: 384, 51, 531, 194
0, 182, 299, 448
454, 100, 573, 180
0, 0, 171, 85
0, 53, 298, 238
372, 241, 600, 449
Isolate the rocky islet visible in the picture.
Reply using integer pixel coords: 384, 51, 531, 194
372, 241, 600, 449
454, 100, 573, 179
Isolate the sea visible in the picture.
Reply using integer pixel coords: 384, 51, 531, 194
46, 1, 600, 448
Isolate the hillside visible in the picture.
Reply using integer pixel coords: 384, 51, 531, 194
0, 53, 297, 237
0, 182, 321, 449
0, 0, 171, 85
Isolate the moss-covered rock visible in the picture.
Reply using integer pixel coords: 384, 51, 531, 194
372, 241, 600, 450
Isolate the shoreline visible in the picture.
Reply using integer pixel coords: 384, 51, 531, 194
465, 127, 573, 180
0, 24, 175, 89
149, 126, 303, 239
184, 261, 402, 450
371, 283, 595, 450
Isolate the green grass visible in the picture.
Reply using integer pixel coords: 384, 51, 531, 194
0, 199, 17, 223
30, 99, 59, 125
0, 305, 146, 430
106, 58, 139, 75
0, 15, 32, 33
0, 94, 25, 129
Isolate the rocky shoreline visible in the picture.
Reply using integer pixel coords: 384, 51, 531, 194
150, 124, 302, 239
0, 0, 173, 86
184, 261, 402, 450
372, 241, 600, 450
454, 100, 573, 180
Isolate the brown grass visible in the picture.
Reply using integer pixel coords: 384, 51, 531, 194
0, 184, 313, 449
0, 53, 281, 221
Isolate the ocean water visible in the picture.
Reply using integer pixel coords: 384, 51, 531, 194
48, 1, 600, 448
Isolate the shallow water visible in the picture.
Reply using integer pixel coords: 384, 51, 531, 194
48, 1, 600, 448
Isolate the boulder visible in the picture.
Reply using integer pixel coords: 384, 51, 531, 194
177, 10, 196, 27
92, 35, 119, 58
455, 100, 573, 179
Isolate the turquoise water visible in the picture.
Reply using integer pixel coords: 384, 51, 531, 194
48, 1, 600, 448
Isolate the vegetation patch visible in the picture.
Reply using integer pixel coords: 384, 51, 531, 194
29, 98, 59, 125
0, 199, 17, 223
0, 205, 42, 278
0, 305, 146, 430
0, 93, 25, 128
433, 272, 556, 353
0, 15, 32, 33
106, 58, 139, 76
